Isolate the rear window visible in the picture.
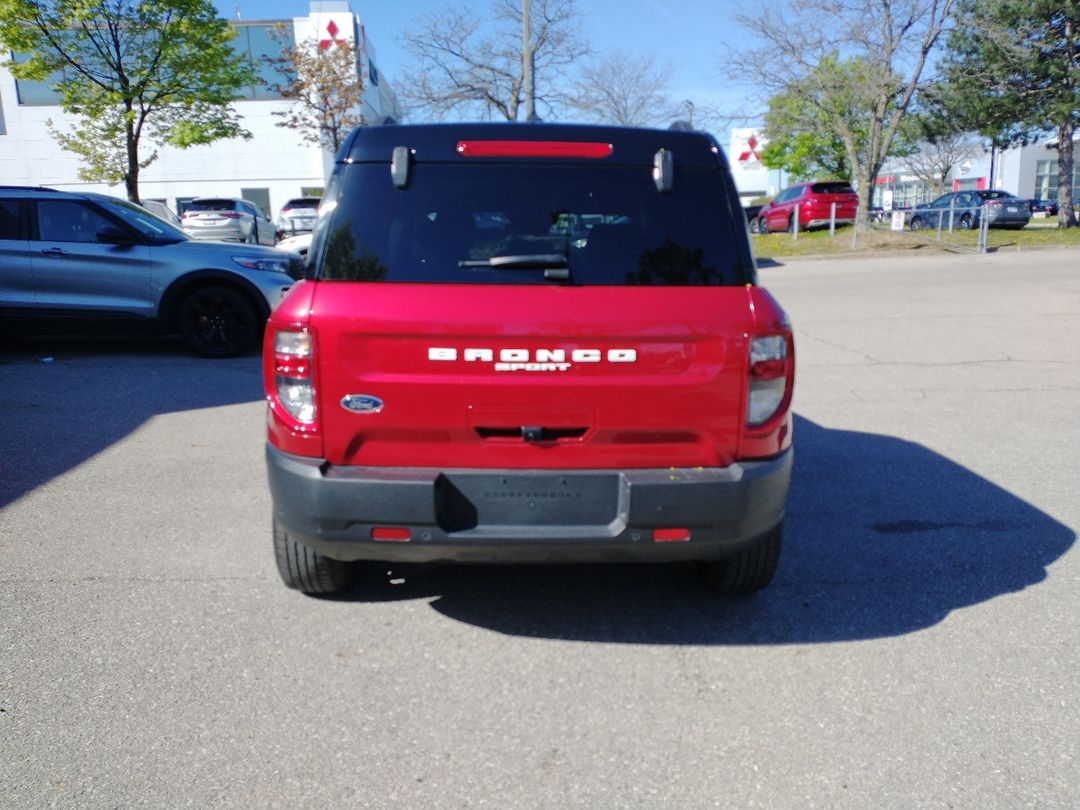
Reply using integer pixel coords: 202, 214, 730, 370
317, 163, 748, 286
188, 199, 237, 212
976, 190, 1017, 201
809, 182, 855, 195
283, 198, 320, 209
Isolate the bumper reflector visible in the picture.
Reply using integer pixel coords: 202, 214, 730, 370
652, 528, 691, 543
372, 527, 411, 542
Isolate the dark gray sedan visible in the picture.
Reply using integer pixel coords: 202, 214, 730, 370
908, 190, 1030, 231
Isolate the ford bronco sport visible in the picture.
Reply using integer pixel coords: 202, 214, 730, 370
264, 123, 794, 596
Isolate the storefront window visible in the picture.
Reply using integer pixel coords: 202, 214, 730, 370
1034, 158, 1080, 199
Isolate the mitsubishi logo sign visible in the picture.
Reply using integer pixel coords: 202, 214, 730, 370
318, 19, 348, 50
738, 134, 763, 163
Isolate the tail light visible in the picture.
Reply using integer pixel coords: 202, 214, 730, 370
747, 335, 792, 425
269, 329, 317, 429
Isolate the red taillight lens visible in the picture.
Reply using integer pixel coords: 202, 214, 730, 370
272, 330, 316, 426
456, 140, 614, 159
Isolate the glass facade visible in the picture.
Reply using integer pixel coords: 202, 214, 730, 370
10, 23, 296, 106
1033, 159, 1080, 199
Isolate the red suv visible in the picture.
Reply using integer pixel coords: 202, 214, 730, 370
264, 123, 795, 597
753, 181, 858, 233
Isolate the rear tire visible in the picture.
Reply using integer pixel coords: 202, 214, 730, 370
700, 523, 782, 595
909, 216, 924, 231
960, 213, 974, 230
273, 518, 355, 595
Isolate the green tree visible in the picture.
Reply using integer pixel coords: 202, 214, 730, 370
938, 0, 1080, 227
265, 26, 365, 153
0, 0, 254, 202
760, 78, 852, 181
730, 0, 957, 223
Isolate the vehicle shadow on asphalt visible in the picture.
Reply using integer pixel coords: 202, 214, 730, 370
336, 414, 1074, 644
0, 335, 263, 508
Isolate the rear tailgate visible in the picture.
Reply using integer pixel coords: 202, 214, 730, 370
807, 192, 858, 218
311, 282, 752, 470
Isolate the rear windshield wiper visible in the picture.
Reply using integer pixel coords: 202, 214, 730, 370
459, 253, 570, 280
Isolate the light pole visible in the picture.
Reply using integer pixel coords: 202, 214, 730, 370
522, 0, 536, 121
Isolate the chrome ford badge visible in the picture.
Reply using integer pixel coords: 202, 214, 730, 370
340, 394, 383, 414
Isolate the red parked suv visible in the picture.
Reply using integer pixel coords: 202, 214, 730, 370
264, 123, 795, 596
753, 180, 858, 233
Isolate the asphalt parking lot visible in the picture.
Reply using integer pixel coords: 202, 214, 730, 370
1, 249, 1077, 809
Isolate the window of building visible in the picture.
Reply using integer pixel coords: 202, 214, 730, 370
1033, 158, 1080, 199
368, 59, 379, 86
10, 52, 63, 105
10, 22, 295, 106
235, 23, 293, 100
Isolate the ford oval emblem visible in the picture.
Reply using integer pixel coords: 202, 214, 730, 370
340, 394, 383, 414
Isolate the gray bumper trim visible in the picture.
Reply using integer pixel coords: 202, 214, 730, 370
266, 445, 792, 563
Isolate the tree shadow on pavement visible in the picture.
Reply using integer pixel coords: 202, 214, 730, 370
339, 414, 1074, 645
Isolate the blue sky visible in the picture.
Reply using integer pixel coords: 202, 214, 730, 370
213, 0, 757, 130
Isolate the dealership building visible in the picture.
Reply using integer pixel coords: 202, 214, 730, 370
0, 1, 398, 221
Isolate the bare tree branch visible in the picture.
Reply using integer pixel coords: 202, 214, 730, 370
397, 0, 588, 121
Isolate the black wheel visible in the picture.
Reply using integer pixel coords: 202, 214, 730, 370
177, 284, 258, 358
786, 215, 795, 233
755, 217, 769, 235
748, 216, 761, 235
246, 225, 258, 244
960, 213, 974, 230
909, 216, 924, 231
700, 523, 782, 595
274, 517, 355, 595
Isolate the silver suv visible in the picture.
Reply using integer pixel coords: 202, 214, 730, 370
181, 197, 277, 245
0, 186, 302, 357
276, 196, 321, 236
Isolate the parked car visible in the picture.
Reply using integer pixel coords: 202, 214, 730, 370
275, 231, 312, 257
0, 186, 303, 356
181, 197, 277, 245
276, 196, 321, 235
1028, 198, 1059, 215
264, 123, 794, 597
752, 181, 858, 234
908, 190, 1030, 231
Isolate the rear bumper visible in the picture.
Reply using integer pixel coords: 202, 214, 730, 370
183, 225, 245, 242
803, 217, 855, 228
267, 445, 793, 563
